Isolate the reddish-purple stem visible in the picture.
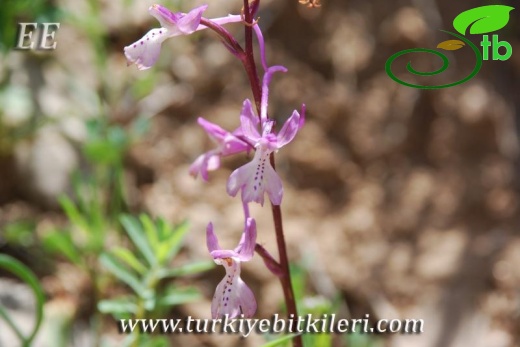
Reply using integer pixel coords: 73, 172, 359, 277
242, 1, 302, 347
203, 3, 302, 346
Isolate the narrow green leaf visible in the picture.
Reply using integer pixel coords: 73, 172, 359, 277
453, 5, 515, 35
0, 305, 25, 341
158, 287, 201, 307
144, 337, 169, 347
120, 215, 156, 266
155, 217, 171, 241
139, 214, 159, 252
261, 334, 301, 347
161, 221, 189, 263
83, 140, 121, 164
42, 229, 82, 265
59, 195, 88, 231
111, 247, 147, 274
303, 331, 332, 347
157, 261, 214, 279
98, 298, 138, 315
0, 255, 45, 346
100, 253, 145, 294
289, 264, 306, 303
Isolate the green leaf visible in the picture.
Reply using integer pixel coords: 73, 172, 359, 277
0, 255, 45, 346
345, 331, 384, 347
120, 215, 156, 266
157, 261, 214, 279
289, 264, 306, 303
161, 221, 189, 263
98, 297, 138, 315
158, 287, 201, 307
453, 5, 514, 35
111, 247, 147, 274
42, 229, 82, 265
305, 332, 332, 347
139, 214, 159, 252
100, 253, 145, 294
4, 220, 36, 247
261, 334, 301, 347
108, 126, 129, 149
83, 140, 122, 164
59, 195, 88, 232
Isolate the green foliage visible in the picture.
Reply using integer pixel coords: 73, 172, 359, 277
263, 262, 384, 347
98, 215, 214, 347
453, 5, 515, 35
3, 220, 37, 247
261, 334, 302, 347
0, 254, 45, 347
345, 331, 385, 347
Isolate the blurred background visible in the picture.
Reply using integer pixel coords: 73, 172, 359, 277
0, 0, 519, 346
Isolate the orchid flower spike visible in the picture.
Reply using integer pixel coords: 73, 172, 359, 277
124, 4, 241, 70
207, 218, 257, 319
227, 99, 302, 206
189, 117, 251, 181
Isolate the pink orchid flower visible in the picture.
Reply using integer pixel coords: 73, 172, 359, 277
124, 4, 241, 70
206, 218, 257, 318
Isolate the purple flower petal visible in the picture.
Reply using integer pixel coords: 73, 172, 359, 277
189, 151, 220, 181
176, 5, 208, 34
197, 117, 250, 155
262, 160, 283, 205
148, 4, 180, 28
206, 222, 221, 253
234, 218, 256, 261
198, 117, 228, 143
299, 104, 306, 129
276, 110, 300, 148
190, 117, 250, 181
241, 99, 259, 128
260, 65, 287, 121
240, 101, 261, 142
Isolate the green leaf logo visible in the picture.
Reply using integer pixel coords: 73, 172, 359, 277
453, 5, 514, 35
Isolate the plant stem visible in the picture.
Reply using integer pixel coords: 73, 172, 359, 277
270, 185, 302, 347
205, 2, 302, 345
241, 1, 302, 346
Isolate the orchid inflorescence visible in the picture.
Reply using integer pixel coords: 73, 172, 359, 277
124, 1, 306, 326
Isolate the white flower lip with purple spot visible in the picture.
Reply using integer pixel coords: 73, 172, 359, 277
206, 218, 257, 319
124, 4, 242, 70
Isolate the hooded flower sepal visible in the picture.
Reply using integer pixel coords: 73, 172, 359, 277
206, 218, 257, 319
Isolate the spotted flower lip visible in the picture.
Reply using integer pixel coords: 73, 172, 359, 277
124, 4, 242, 70
226, 98, 302, 206
207, 218, 257, 319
